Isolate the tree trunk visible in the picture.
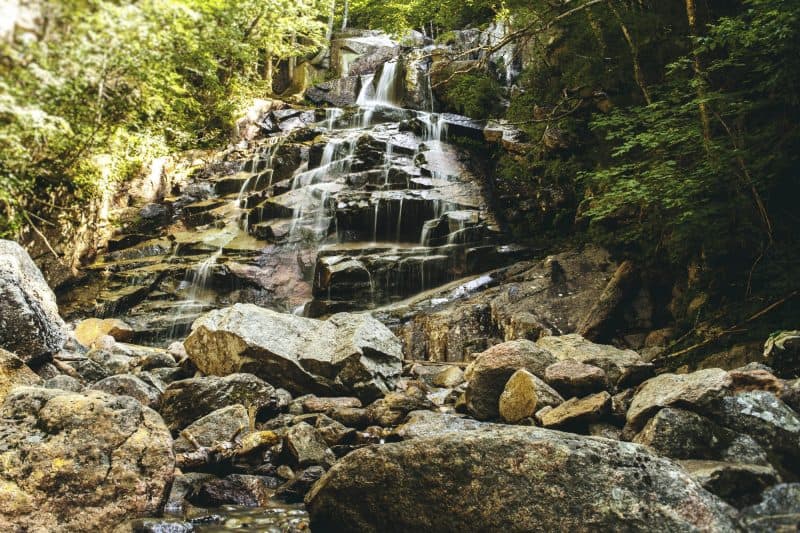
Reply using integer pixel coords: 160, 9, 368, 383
263, 51, 273, 93
341, 0, 348, 31
685, 0, 711, 147
606, 1, 651, 105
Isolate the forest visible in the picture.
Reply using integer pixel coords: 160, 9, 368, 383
0, 0, 799, 531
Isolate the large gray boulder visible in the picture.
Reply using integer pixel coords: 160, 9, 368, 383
0, 240, 67, 362
0, 386, 174, 532
306, 421, 739, 532
184, 304, 403, 402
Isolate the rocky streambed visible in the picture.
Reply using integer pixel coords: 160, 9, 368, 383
3, 29, 800, 533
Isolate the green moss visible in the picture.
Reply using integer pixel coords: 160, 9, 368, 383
441, 72, 504, 119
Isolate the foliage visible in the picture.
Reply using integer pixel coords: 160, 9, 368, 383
0, 0, 326, 237
441, 72, 503, 119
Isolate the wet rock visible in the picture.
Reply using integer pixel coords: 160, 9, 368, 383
740, 483, 800, 532
632, 408, 726, 460
74, 318, 135, 347
284, 422, 336, 468
395, 247, 617, 362
0, 240, 67, 362
173, 404, 251, 453
464, 340, 557, 420
275, 465, 326, 504
126, 517, 195, 532
539, 391, 611, 430
498, 369, 563, 424
306, 423, 739, 532
0, 348, 41, 403
160, 373, 276, 431
544, 359, 607, 398
536, 334, 653, 389
42, 374, 83, 392
0, 387, 174, 532
306, 76, 362, 107
89, 374, 162, 408
192, 474, 278, 507
184, 304, 403, 402
164, 472, 216, 513
626, 368, 733, 431
679, 460, 779, 508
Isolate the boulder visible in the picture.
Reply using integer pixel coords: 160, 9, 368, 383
626, 368, 733, 430
284, 422, 336, 468
0, 387, 174, 531
536, 334, 653, 389
89, 374, 161, 409
539, 391, 611, 429
74, 318, 135, 347
0, 348, 41, 403
184, 304, 402, 402
0, 240, 67, 362
632, 407, 726, 460
715, 391, 800, 474
42, 374, 83, 392
544, 359, 607, 398
192, 474, 278, 507
367, 389, 435, 427
160, 373, 277, 431
173, 404, 251, 453
306, 423, 738, 532
432, 366, 465, 388
498, 369, 563, 424
740, 483, 800, 532
301, 395, 362, 414
679, 460, 779, 508
464, 340, 557, 420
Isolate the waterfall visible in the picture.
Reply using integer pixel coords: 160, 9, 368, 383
356, 60, 400, 127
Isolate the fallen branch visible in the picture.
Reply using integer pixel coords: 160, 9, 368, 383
656, 290, 799, 364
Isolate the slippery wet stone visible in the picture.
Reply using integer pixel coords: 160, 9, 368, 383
184, 304, 403, 403
306, 423, 739, 532
0, 240, 67, 362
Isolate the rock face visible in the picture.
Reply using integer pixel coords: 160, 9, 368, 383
184, 304, 403, 402
0, 348, 41, 403
306, 424, 738, 532
0, 240, 67, 362
464, 339, 557, 420
0, 386, 174, 532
